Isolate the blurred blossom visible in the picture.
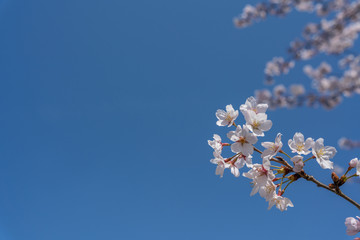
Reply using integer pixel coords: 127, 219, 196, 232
339, 137, 360, 150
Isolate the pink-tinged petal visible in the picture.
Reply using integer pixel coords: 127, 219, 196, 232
215, 109, 226, 119
231, 142, 242, 153
243, 110, 252, 123
252, 128, 264, 137
268, 200, 276, 210
213, 134, 221, 142
261, 142, 274, 148
325, 146, 337, 158
317, 158, 334, 169
260, 120, 272, 131
275, 133, 282, 144
226, 104, 234, 112
256, 113, 267, 121
231, 166, 240, 177
242, 143, 254, 156
293, 132, 304, 144
246, 134, 258, 145
227, 131, 237, 142
257, 104, 268, 113
215, 165, 225, 178
261, 148, 274, 160
235, 158, 246, 169
262, 158, 271, 170
304, 137, 314, 148
314, 138, 324, 151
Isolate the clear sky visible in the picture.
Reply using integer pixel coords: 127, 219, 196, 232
0, 0, 359, 239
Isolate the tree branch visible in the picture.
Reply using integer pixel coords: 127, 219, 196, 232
253, 147, 360, 210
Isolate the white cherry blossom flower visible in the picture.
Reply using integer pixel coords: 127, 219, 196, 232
345, 216, 360, 236
261, 133, 283, 161
243, 110, 272, 136
240, 96, 268, 115
234, 154, 253, 169
227, 125, 258, 156
268, 195, 294, 212
210, 152, 229, 178
291, 155, 304, 173
216, 105, 239, 127
312, 138, 337, 169
229, 155, 252, 178
288, 132, 314, 155
208, 134, 223, 153
243, 164, 275, 196
259, 181, 277, 201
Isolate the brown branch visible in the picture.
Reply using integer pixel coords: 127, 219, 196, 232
298, 171, 360, 210
253, 147, 360, 210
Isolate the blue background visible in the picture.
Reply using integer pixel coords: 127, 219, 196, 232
0, 0, 358, 239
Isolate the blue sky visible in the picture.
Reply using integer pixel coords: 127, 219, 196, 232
0, 0, 359, 239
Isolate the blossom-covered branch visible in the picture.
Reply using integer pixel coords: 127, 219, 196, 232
208, 96, 360, 238
234, 0, 360, 110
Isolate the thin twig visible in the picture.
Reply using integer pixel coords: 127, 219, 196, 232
253, 146, 360, 210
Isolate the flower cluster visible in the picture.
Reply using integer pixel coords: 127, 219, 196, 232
219, 0, 360, 237
209, 97, 360, 238
208, 97, 341, 211
233, 0, 360, 111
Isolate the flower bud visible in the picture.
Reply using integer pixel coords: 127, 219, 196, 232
339, 175, 347, 187
349, 158, 359, 168
331, 172, 339, 183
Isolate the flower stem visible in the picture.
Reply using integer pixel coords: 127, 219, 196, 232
282, 180, 294, 193
253, 146, 360, 210
279, 150, 291, 159
270, 165, 281, 169
346, 174, 358, 181
303, 155, 315, 163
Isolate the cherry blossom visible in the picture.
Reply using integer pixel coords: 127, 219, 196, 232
210, 152, 229, 178
345, 216, 360, 236
227, 125, 258, 156
261, 133, 283, 161
240, 96, 268, 115
243, 110, 272, 136
312, 138, 337, 169
235, 154, 253, 169
208, 134, 223, 153
216, 104, 239, 127
259, 180, 277, 201
209, 96, 360, 234
268, 194, 294, 212
230, 155, 253, 177
291, 155, 304, 173
243, 164, 275, 196
288, 132, 314, 155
